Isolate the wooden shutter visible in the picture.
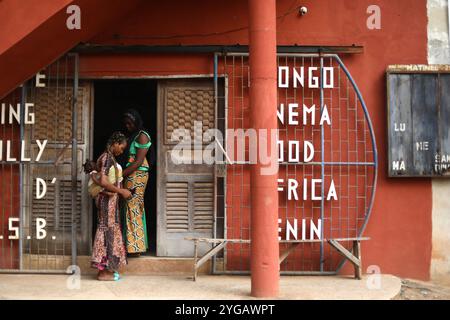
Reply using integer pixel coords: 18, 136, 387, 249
165, 181, 189, 232
387, 70, 450, 177
157, 79, 215, 257
193, 181, 214, 232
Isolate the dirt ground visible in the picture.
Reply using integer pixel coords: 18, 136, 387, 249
394, 279, 450, 300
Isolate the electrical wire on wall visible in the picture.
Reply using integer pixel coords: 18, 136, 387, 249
111, 0, 302, 41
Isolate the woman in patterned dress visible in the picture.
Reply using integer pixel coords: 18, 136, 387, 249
91, 132, 131, 281
122, 109, 152, 257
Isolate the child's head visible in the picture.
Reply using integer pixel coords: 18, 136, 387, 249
83, 159, 97, 174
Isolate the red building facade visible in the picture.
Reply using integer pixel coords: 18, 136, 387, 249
0, 0, 432, 289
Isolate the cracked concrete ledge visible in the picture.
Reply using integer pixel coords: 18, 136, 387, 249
0, 274, 401, 300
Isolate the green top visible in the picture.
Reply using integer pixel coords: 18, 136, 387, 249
126, 130, 152, 172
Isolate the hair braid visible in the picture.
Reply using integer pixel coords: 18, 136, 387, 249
105, 131, 127, 186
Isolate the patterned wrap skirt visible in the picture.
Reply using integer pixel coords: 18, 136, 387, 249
91, 192, 127, 271
123, 170, 149, 253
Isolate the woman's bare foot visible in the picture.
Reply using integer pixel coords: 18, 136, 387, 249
97, 270, 105, 280
97, 270, 115, 281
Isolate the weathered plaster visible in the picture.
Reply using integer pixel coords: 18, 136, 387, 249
428, 0, 450, 284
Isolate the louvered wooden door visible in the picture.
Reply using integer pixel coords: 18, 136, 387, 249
23, 80, 92, 260
157, 79, 215, 257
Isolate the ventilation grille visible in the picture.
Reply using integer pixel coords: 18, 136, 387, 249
166, 182, 189, 232
165, 179, 214, 233
31, 86, 85, 143
165, 88, 215, 144
32, 179, 81, 232
193, 181, 214, 232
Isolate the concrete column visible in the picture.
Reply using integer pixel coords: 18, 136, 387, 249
248, 0, 279, 298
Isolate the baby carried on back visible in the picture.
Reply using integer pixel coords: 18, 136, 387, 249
83, 159, 123, 198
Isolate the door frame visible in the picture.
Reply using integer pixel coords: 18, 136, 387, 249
83, 74, 227, 257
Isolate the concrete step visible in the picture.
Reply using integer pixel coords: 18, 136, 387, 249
20, 254, 221, 275
77, 255, 215, 276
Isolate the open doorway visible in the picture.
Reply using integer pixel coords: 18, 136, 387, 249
93, 79, 158, 255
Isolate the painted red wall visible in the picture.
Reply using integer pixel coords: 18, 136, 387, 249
0, 89, 21, 269
79, 0, 430, 280
1, 0, 430, 279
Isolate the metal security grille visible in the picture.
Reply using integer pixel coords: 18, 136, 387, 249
212, 53, 378, 275
0, 54, 86, 273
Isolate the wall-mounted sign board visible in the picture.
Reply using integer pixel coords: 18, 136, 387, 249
387, 65, 450, 177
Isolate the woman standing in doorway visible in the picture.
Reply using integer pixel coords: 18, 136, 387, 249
90, 131, 131, 281
122, 109, 152, 257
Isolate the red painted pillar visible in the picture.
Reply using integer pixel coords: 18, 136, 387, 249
248, 0, 279, 297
